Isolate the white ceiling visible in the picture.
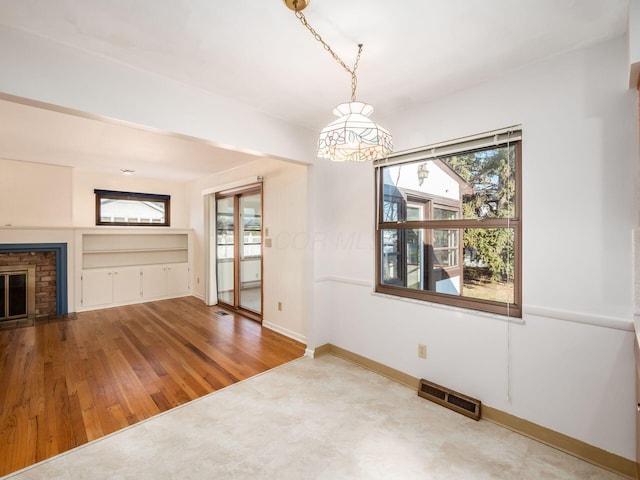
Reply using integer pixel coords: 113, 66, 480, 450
0, 0, 629, 181
0, 95, 266, 182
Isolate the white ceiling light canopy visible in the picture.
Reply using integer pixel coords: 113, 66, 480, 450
284, 0, 392, 163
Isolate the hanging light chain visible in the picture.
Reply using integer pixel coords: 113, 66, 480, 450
294, 9, 362, 102
351, 44, 362, 102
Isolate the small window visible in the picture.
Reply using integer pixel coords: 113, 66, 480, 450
95, 190, 170, 226
374, 127, 522, 317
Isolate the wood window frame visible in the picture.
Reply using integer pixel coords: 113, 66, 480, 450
95, 189, 171, 227
375, 138, 522, 318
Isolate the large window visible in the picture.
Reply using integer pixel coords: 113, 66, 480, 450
375, 128, 522, 317
95, 189, 170, 226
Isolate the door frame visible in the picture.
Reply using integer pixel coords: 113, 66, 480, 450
214, 183, 263, 322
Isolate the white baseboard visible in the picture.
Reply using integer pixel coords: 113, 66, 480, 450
262, 321, 307, 345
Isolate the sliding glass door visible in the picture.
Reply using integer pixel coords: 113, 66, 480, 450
216, 185, 262, 319
239, 192, 262, 313
216, 196, 235, 305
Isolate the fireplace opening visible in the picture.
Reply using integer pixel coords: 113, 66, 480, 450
0, 265, 36, 321
0, 243, 68, 319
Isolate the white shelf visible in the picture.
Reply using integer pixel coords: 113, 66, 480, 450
83, 247, 188, 254
84, 233, 187, 251
82, 232, 189, 269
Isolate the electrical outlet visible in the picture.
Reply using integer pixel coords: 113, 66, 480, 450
418, 344, 427, 359
277, 302, 282, 311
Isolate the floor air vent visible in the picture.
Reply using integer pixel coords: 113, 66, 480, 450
418, 379, 481, 421
215, 311, 230, 316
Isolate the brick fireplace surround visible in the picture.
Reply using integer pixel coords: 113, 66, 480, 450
0, 243, 68, 318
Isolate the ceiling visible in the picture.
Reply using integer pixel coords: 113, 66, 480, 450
0, 0, 629, 181
0, 96, 267, 182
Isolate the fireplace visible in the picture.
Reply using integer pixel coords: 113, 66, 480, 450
0, 243, 68, 320
0, 264, 35, 320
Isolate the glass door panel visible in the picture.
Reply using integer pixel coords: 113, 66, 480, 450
8, 274, 27, 318
216, 196, 235, 305
0, 275, 5, 319
406, 204, 424, 290
239, 193, 261, 313
214, 186, 263, 320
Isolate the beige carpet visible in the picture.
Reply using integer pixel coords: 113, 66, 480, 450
3, 355, 623, 479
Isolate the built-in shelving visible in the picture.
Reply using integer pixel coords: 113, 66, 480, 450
82, 233, 188, 269
77, 230, 191, 311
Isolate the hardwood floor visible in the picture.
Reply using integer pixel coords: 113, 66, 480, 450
0, 296, 305, 477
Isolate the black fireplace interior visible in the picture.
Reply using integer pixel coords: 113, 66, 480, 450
0, 272, 28, 320
0, 243, 68, 319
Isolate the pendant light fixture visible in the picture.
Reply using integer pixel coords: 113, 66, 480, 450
284, 0, 392, 162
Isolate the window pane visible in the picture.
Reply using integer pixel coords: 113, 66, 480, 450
433, 208, 458, 220
463, 227, 515, 304
382, 160, 464, 222
433, 248, 457, 268
382, 199, 400, 222
434, 229, 457, 248
382, 228, 425, 289
379, 227, 514, 304
406, 228, 423, 289
381, 145, 516, 222
381, 229, 401, 286
100, 199, 166, 224
95, 190, 170, 226
443, 146, 516, 219
406, 205, 423, 221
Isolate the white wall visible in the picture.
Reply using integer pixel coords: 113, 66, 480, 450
189, 158, 308, 343
1, 154, 190, 230
72, 170, 189, 228
629, 0, 640, 87
310, 35, 638, 460
0, 158, 73, 227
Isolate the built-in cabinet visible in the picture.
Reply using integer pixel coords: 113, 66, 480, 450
141, 263, 190, 300
78, 230, 191, 311
82, 267, 141, 307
